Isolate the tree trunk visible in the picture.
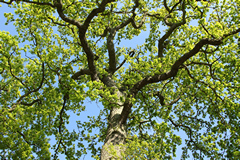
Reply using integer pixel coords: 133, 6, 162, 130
100, 114, 127, 159
100, 77, 127, 159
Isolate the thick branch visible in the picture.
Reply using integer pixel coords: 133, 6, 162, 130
81, 0, 116, 34
107, 0, 143, 74
163, 0, 171, 13
120, 38, 223, 124
107, 17, 135, 74
53, 0, 99, 80
159, 0, 186, 57
107, 29, 117, 74
54, 0, 81, 27
158, 23, 182, 57
120, 27, 240, 124
131, 13, 147, 29
78, 36, 98, 81
71, 69, 91, 80
171, 38, 221, 70
20, 99, 40, 106
78, 0, 116, 80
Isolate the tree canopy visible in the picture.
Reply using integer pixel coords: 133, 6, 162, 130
0, 0, 240, 159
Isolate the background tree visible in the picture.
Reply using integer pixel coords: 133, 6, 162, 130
0, 0, 239, 159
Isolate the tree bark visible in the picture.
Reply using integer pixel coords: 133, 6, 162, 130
100, 118, 127, 160
100, 77, 127, 159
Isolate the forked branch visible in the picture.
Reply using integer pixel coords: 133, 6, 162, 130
120, 27, 240, 124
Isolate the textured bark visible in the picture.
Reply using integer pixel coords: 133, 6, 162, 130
100, 118, 127, 160
100, 76, 127, 160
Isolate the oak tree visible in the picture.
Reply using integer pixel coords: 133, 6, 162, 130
0, 0, 240, 159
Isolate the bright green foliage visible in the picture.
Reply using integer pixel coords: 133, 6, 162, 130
0, 0, 240, 159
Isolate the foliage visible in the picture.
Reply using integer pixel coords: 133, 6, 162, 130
0, 0, 240, 159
